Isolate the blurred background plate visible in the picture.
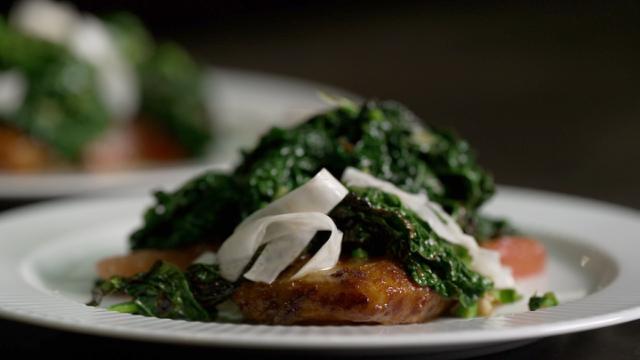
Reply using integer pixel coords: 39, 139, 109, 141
0, 67, 354, 199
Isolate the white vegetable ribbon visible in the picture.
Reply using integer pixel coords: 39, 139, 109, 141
218, 169, 348, 283
341, 167, 514, 288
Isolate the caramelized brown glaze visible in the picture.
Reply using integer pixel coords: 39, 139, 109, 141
233, 258, 451, 325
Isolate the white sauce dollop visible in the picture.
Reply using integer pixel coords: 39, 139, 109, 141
341, 167, 515, 288
217, 169, 348, 283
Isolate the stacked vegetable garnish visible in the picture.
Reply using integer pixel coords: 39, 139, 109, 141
91, 99, 556, 323
0, 0, 210, 171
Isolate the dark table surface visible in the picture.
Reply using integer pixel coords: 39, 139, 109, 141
1, 0, 639, 358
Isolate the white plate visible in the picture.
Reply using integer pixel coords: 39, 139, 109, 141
0, 67, 352, 199
0, 187, 639, 357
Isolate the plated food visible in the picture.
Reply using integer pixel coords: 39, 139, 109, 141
89, 98, 555, 324
0, 0, 211, 172
0, 185, 635, 354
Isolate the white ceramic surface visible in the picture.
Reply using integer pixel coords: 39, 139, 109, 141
0, 187, 639, 356
0, 67, 352, 199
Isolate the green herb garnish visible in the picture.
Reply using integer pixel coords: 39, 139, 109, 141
492, 288, 523, 304
529, 292, 559, 311
90, 261, 209, 321
130, 173, 242, 250
90, 261, 234, 321
453, 301, 479, 318
331, 188, 493, 307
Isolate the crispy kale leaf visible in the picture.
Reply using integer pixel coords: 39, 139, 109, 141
130, 173, 242, 250
237, 100, 495, 214
89, 261, 210, 321
185, 263, 237, 314
236, 101, 445, 210
130, 100, 497, 250
330, 188, 493, 306
417, 129, 494, 211
0, 23, 108, 159
90, 261, 235, 321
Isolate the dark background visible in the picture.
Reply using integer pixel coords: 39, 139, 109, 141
1, 1, 639, 358
3, 0, 638, 207
4, 0, 638, 206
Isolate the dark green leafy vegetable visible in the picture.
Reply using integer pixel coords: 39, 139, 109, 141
131, 100, 496, 250
89, 261, 210, 321
139, 43, 211, 156
529, 292, 559, 311
185, 263, 237, 315
330, 188, 493, 307
130, 173, 242, 250
235, 101, 446, 211
90, 261, 236, 321
0, 24, 108, 159
238, 99, 495, 216
417, 129, 494, 211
